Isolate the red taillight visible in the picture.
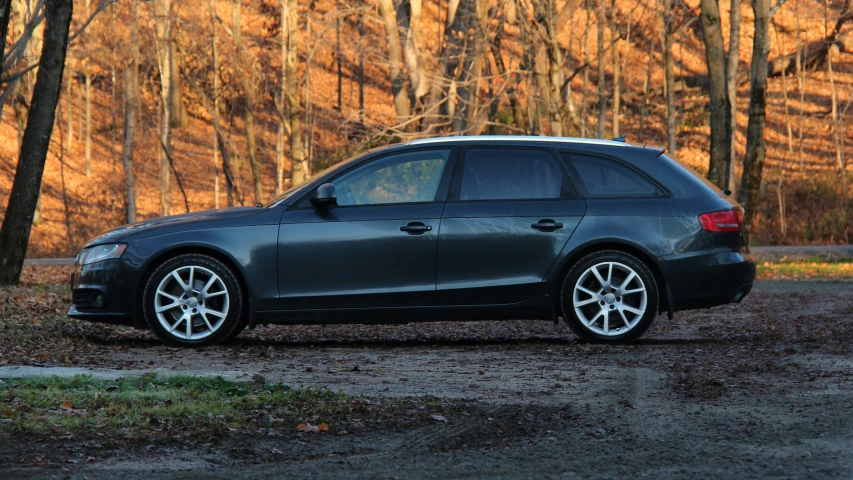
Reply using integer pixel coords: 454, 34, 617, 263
699, 209, 743, 233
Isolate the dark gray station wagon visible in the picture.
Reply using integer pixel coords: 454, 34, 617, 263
69, 136, 756, 347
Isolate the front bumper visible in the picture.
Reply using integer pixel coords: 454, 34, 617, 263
661, 249, 756, 311
67, 258, 137, 327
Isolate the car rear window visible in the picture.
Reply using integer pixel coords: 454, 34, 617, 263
644, 154, 728, 198
460, 149, 565, 201
563, 153, 659, 197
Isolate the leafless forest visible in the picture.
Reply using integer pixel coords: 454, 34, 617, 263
1, 0, 852, 258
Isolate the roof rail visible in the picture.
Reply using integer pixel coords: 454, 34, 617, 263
405, 135, 630, 147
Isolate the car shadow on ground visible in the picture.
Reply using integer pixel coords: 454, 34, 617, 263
85, 331, 760, 350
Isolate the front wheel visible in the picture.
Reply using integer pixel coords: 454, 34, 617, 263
560, 250, 658, 344
142, 254, 244, 348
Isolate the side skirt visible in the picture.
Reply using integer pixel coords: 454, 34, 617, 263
253, 304, 555, 326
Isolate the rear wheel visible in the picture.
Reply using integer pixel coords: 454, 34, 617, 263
561, 250, 658, 344
142, 254, 244, 348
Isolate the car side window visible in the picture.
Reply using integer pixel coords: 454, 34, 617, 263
564, 153, 659, 197
459, 148, 566, 201
331, 149, 451, 206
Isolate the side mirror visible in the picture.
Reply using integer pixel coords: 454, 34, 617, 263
310, 183, 337, 208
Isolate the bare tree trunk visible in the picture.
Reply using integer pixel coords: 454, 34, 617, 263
211, 0, 220, 206
639, 21, 654, 142
699, 0, 731, 188
596, 0, 605, 138
397, 0, 429, 110
65, 71, 72, 147
76, 73, 82, 142
663, 0, 676, 155
121, 0, 139, 224
358, 12, 364, 124
169, 42, 187, 128
154, 0, 172, 216
83, 0, 92, 177
795, 0, 805, 170
609, 0, 620, 138
737, 0, 770, 249
776, 168, 786, 240
581, 3, 590, 137
0, 0, 10, 80
827, 38, 847, 205
232, 0, 263, 204
57, 108, 73, 246
378, 0, 411, 124
0, 0, 72, 286
275, 0, 286, 196
773, 20, 793, 155
335, 0, 342, 112
541, 0, 569, 136
726, 0, 741, 193
303, 5, 314, 171
285, 0, 307, 186
488, 6, 524, 133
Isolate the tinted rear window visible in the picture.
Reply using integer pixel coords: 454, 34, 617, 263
644, 154, 727, 198
566, 154, 659, 196
460, 149, 565, 201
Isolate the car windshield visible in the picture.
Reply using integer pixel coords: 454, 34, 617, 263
264, 150, 374, 208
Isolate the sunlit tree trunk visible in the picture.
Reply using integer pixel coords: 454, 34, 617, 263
231, 0, 263, 204
609, 0, 620, 138
0, 0, 73, 285
154, 0, 172, 216
581, 3, 590, 137
0, 0, 10, 82
121, 0, 140, 224
663, 0, 676, 155
397, 0, 428, 109
65, 70, 73, 147
596, 0, 605, 138
699, 0, 731, 188
726, 0, 741, 193
83, 0, 91, 177
639, 21, 654, 142
378, 0, 411, 124
285, 0, 307, 186
738, 0, 771, 248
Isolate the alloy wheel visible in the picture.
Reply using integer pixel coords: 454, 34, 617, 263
572, 261, 647, 336
154, 266, 230, 341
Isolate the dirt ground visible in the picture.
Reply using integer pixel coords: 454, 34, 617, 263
2, 280, 853, 479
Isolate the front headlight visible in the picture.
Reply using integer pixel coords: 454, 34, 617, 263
79, 244, 127, 265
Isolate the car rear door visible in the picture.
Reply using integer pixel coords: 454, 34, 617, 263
436, 146, 586, 305
278, 148, 455, 310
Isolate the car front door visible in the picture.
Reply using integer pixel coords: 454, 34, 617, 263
278, 148, 455, 310
437, 147, 586, 305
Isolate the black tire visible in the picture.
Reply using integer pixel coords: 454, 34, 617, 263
221, 322, 247, 344
560, 250, 658, 344
142, 254, 244, 348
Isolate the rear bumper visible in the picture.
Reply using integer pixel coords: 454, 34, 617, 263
661, 249, 756, 311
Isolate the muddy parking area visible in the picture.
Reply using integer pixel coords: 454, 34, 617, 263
3, 280, 853, 478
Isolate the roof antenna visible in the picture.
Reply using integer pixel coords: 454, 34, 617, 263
612, 133, 627, 143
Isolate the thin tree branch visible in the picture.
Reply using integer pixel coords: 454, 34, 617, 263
770, 0, 789, 16
155, 134, 191, 213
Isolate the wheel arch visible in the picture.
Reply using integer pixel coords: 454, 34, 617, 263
551, 239, 670, 316
134, 244, 251, 329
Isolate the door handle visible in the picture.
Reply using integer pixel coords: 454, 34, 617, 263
531, 219, 563, 232
400, 222, 432, 235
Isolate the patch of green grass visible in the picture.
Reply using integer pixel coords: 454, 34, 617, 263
756, 260, 853, 279
0, 375, 445, 441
